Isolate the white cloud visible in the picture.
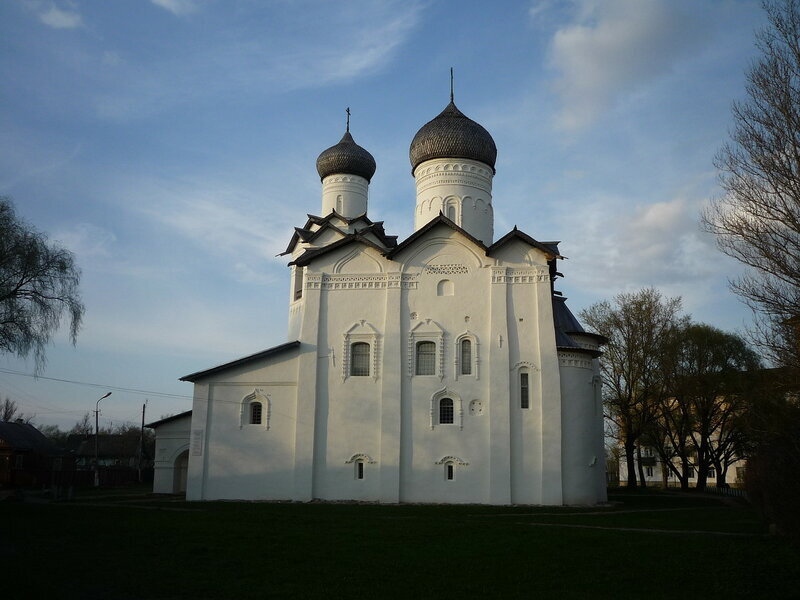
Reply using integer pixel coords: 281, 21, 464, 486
53, 223, 117, 259
548, 0, 704, 131
27, 1, 83, 29
92, 1, 423, 119
150, 0, 198, 16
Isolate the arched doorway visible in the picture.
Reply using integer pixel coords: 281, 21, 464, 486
173, 450, 189, 494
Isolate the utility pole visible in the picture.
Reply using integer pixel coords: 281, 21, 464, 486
138, 400, 147, 483
94, 392, 112, 487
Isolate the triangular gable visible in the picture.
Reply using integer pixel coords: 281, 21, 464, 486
180, 340, 301, 382
486, 227, 562, 260
288, 234, 390, 267
385, 214, 487, 260
281, 211, 397, 256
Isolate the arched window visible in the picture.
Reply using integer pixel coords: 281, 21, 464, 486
520, 369, 530, 409
350, 342, 370, 376
437, 279, 454, 296
336, 195, 343, 213
416, 341, 436, 375
447, 205, 456, 221
439, 398, 454, 424
356, 460, 365, 480
250, 401, 263, 425
460, 339, 472, 375
446, 462, 455, 480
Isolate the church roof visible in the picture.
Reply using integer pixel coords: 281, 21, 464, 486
552, 296, 605, 356
385, 213, 488, 259
180, 341, 301, 382
486, 228, 562, 260
409, 100, 497, 173
289, 233, 389, 267
281, 212, 397, 256
316, 130, 377, 182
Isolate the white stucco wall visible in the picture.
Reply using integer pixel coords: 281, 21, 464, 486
151, 413, 192, 494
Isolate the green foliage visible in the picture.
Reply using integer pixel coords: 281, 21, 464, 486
0, 196, 84, 372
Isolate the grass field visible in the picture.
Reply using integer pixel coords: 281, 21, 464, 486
2, 487, 798, 599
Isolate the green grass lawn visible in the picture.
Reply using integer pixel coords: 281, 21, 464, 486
1, 488, 797, 599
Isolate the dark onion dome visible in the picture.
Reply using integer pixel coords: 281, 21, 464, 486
409, 100, 497, 174
316, 130, 376, 183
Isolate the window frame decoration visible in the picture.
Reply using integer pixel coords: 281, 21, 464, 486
435, 455, 469, 481
408, 319, 445, 379
453, 331, 479, 380
342, 320, 380, 382
240, 389, 271, 430
345, 453, 376, 480
429, 389, 463, 430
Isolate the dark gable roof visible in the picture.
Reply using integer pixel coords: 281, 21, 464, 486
385, 213, 488, 259
486, 227, 562, 260
145, 410, 192, 429
281, 211, 397, 256
289, 234, 390, 267
180, 340, 301, 382
0, 421, 55, 452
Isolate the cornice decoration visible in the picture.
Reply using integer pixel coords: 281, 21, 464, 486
423, 264, 469, 275
491, 267, 549, 284
305, 273, 417, 291
558, 351, 593, 370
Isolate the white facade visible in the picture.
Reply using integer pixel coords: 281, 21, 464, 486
175, 98, 607, 505
148, 411, 192, 494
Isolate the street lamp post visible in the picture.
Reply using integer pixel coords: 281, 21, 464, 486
94, 392, 112, 487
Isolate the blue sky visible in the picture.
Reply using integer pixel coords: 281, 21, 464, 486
1, 0, 766, 430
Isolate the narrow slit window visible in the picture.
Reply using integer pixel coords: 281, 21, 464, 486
446, 463, 454, 480
356, 461, 364, 480
460, 339, 472, 375
439, 398, 454, 424
520, 372, 529, 409
416, 341, 436, 375
250, 401, 263, 425
350, 342, 370, 376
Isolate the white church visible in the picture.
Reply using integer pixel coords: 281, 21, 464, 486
148, 90, 607, 505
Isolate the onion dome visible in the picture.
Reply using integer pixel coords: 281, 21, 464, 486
409, 100, 497, 173
316, 130, 377, 183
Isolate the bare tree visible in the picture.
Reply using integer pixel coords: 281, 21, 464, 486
702, 0, 800, 534
581, 288, 687, 488
0, 197, 84, 373
702, 0, 800, 380
70, 412, 94, 435
1, 396, 33, 423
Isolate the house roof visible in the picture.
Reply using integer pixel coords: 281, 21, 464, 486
145, 410, 192, 429
0, 421, 55, 453
180, 340, 301, 382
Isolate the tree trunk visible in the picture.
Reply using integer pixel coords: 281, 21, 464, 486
660, 460, 669, 489
624, 439, 638, 488
636, 445, 647, 488
680, 458, 690, 490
